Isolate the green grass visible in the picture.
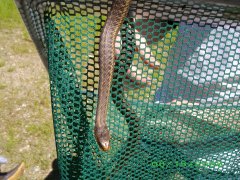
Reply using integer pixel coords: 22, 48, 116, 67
5, 127, 20, 152
11, 42, 34, 54
0, 0, 23, 29
0, 57, 6, 67
26, 121, 53, 139
0, 82, 7, 89
0, 0, 30, 41
0, 1, 56, 178
7, 67, 15, 72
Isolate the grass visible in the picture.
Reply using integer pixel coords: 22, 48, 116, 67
26, 121, 53, 141
0, 82, 7, 89
0, 0, 57, 179
0, 58, 6, 67
0, 0, 23, 29
0, 0, 30, 40
7, 67, 15, 72
10, 42, 35, 54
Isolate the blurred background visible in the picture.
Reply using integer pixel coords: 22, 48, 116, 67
0, 1, 57, 179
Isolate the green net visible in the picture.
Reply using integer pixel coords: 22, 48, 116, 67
16, 0, 240, 179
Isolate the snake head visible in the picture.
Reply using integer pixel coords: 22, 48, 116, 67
94, 126, 111, 151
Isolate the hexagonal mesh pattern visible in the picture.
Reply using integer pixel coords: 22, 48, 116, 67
16, 0, 240, 179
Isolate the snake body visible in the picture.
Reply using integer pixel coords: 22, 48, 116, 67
95, 0, 132, 151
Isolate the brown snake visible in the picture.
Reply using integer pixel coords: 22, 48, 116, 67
95, 0, 133, 151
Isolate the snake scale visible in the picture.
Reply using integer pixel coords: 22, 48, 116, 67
95, 0, 133, 151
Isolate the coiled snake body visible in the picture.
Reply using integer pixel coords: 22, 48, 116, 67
95, 0, 132, 151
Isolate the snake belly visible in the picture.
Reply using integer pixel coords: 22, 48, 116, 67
95, 0, 132, 151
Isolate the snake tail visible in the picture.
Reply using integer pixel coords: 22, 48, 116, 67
95, 0, 132, 151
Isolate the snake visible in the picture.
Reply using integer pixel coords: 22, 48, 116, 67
94, 0, 133, 151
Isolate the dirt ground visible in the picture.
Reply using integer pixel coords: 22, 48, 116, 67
0, 27, 57, 179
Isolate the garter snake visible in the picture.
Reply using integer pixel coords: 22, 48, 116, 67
94, 0, 133, 151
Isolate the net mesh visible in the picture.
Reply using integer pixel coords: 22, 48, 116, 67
16, 0, 240, 179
